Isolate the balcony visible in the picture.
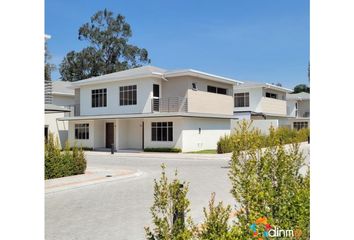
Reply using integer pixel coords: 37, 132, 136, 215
151, 90, 233, 115
151, 97, 188, 112
65, 104, 80, 117
259, 97, 287, 116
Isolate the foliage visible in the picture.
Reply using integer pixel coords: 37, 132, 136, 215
293, 84, 310, 93
145, 164, 195, 240
197, 193, 233, 240
217, 120, 310, 153
45, 134, 87, 179
45, 41, 55, 81
59, 9, 150, 81
229, 129, 310, 239
188, 149, 217, 154
144, 148, 182, 153
146, 121, 310, 239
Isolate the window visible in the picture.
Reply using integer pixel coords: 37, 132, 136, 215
120, 85, 137, 105
265, 92, 277, 99
151, 122, 173, 141
234, 92, 250, 107
207, 85, 227, 95
75, 124, 89, 139
192, 83, 198, 90
91, 88, 107, 108
293, 122, 308, 130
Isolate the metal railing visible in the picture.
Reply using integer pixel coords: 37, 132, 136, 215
151, 97, 188, 113
65, 104, 80, 117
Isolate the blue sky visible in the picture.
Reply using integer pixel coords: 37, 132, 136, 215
45, 0, 309, 89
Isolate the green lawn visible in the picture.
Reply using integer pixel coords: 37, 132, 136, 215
188, 149, 217, 154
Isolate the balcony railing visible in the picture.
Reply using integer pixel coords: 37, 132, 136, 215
65, 104, 80, 117
151, 97, 188, 113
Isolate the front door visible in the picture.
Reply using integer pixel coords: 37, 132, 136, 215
106, 122, 114, 148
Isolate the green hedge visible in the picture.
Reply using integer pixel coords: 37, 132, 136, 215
144, 148, 182, 153
217, 121, 310, 154
45, 134, 87, 179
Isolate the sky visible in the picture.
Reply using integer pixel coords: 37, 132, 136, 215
45, 0, 309, 89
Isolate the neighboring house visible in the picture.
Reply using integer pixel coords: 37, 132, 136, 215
45, 81, 75, 147
232, 82, 293, 131
59, 66, 241, 152
286, 92, 310, 130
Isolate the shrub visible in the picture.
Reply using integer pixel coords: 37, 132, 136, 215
145, 164, 195, 240
229, 131, 310, 239
217, 120, 310, 153
144, 148, 182, 153
45, 134, 87, 179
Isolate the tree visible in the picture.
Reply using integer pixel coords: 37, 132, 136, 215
60, 9, 151, 81
293, 84, 310, 93
45, 38, 56, 81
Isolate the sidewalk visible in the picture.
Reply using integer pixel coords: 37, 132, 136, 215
45, 167, 143, 194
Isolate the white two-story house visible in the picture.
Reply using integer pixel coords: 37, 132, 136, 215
59, 66, 241, 152
286, 92, 310, 130
233, 81, 292, 125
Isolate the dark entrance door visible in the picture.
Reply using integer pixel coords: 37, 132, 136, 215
106, 122, 114, 148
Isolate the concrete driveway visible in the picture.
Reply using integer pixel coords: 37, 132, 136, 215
45, 143, 309, 240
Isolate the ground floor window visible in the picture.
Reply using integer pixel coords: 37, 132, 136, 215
293, 122, 308, 130
151, 122, 173, 141
75, 123, 89, 139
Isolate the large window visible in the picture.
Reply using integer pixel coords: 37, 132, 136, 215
234, 92, 250, 107
151, 122, 173, 141
265, 92, 277, 99
75, 124, 89, 139
293, 122, 308, 130
207, 85, 227, 95
120, 85, 137, 105
91, 88, 107, 108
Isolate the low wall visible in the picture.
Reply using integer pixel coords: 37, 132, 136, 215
231, 119, 279, 135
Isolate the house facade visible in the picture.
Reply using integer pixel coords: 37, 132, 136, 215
286, 92, 310, 130
60, 66, 240, 152
45, 81, 75, 147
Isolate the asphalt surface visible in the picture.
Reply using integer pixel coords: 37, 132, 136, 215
45, 143, 309, 240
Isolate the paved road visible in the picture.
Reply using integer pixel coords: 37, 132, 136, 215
45, 143, 309, 240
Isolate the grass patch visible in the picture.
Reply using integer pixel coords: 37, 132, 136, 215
188, 149, 217, 154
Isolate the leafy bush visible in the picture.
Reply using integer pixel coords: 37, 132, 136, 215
146, 122, 310, 239
45, 134, 87, 179
144, 148, 182, 153
217, 120, 310, 153
145, 164, 195, 240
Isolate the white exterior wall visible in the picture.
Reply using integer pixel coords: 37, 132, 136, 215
68, 120, 95, 149
79, 78, 162, 116
287, 99, 297, 117
181, 118, 231, 152
233, 88, 263, 112
143, 117, 184, 150
52, 94, 75, 107
231, 119, 278, 135
45, 112, 69, 148
233, 112, 251, 120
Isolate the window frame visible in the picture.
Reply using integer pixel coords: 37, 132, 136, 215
234, 92, 250, 107
119, 85, 137, 106
207, 85, 227, 95
74, 123, 89, 140
265, 92, 277, 99
91, 88, 107, 108
293, 122, 308, 130
151, 122, 173, 142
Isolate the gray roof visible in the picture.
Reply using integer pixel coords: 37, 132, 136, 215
70, 65, 242, 87
58, 112, 238, 121
52, 81, 74, 95
234, 81, 292, 93
286, 92, 310, 100
45, 104, 71, 112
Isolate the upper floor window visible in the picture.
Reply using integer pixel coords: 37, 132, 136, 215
265, 92, 277, 99
151, 122, 173, 141
234, 92, 250, 107
75, 123, 89, 139
120, 85, 137, 105
207, 85, 227, 95
91, 88, 107, 108
192, 82, 198, 90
